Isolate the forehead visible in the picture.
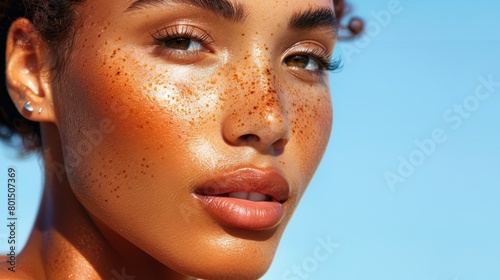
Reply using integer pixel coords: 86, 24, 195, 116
123, 0, 334, 8
77, 0, 336, 38
82, 0, 334, 16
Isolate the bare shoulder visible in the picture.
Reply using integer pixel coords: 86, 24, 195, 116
0, 256, 43, 279
0, 230, 45, 279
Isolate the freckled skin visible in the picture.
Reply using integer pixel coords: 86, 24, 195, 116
3, 0, 335, 279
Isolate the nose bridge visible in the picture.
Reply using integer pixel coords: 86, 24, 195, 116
253, 66, 284, 117
247, 44, 286, 117
222, 53, 290, 153
253, 70, 287, 131
240, 41, 280, 104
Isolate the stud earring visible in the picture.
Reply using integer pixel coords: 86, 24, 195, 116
38, 107, 43, 114
23, 101, 34, 112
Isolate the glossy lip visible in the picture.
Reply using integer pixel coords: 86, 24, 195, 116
193, 167, 290, 230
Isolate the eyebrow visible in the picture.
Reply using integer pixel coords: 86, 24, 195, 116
126, 0, 246, 23
289, 8, 338, 35
126, 1, 337, 36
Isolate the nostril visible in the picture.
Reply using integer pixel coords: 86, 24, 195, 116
273, 138, 288, 149
240, 134, 260, 143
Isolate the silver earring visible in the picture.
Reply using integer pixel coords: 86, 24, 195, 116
23, 101, 34, 112
38, 107, 43, 114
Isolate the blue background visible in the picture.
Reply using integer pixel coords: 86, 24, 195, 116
1, 0, 499, 279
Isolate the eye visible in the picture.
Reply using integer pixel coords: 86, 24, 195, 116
282, 42, 340, 73
162, 37, 204, 51
150, 25, 213, 56
284, 55, 320, 70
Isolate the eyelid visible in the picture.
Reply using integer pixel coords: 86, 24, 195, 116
148, 24, 216, 63
283, 41, 338, 71
150, 24, 215, 49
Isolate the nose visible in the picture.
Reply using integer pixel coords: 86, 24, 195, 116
221, 68, 291, 155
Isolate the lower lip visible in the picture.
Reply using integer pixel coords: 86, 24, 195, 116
194, 195, 285, 230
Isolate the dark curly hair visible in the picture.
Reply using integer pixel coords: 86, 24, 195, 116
0, 0, 84, 152
0, 0, 363, 153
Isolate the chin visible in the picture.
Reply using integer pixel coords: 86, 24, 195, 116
188, 265, 271, 280
181, 253, 274, 280
149, 225, 285, 280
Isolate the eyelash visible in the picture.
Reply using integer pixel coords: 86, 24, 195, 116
319, 56, 342, 72
150, 25, 213, 52
295, 47, 341, 72
149, 25, 339, 72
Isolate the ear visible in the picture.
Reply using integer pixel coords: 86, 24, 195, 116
5, 18, 56, 123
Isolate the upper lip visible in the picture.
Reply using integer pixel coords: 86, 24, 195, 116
194, 167, 290, 203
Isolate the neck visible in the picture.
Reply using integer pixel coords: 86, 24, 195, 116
27, 123, 192, 279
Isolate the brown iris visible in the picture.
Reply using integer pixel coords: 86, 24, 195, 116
284, 55, 311, 69
164, 37, 193, 50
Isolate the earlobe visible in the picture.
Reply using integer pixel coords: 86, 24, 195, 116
5, 18, 56, 122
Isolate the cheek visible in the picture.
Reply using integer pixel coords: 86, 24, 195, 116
291, 89, 333, 145
56, 45, 188, 211
56, 42, 226, 226
275, 83, 332, 200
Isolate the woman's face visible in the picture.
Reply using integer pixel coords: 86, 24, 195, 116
52, 0, 335, 278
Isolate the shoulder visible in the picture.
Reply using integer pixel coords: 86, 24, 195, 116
0, 257, 43, 279
0, 230, 46, 280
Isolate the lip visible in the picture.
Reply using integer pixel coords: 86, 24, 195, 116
194, 167, 290, 230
